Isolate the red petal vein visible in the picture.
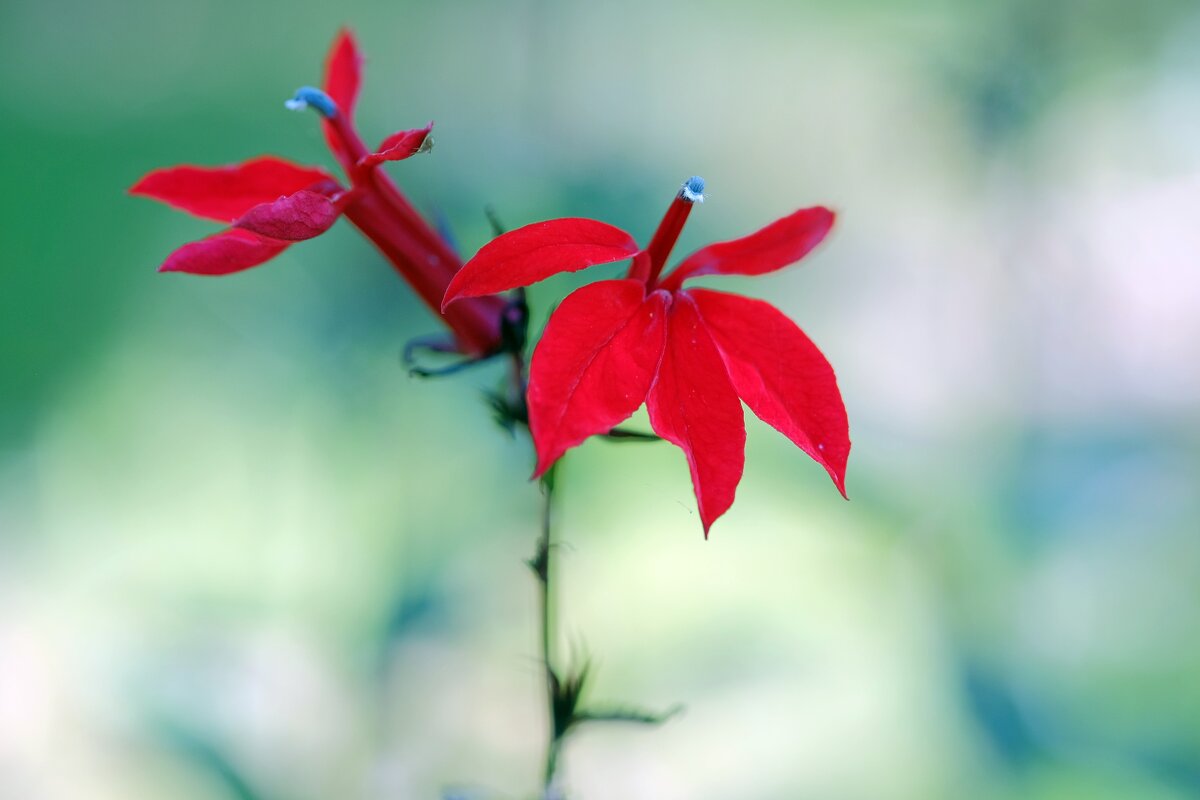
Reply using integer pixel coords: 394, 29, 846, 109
528, 280, 669, 476
690, 288, 850, 496
646, 293, 746, 535
233, 189, 341, 241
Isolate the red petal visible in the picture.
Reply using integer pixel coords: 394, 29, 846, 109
322, 29, 363, 162
528, 280, 669, 476
443, 218, 639, 307
130, 158, 336, 222
159, 228, 290, 275
358, 124, 434, 168
324, 28, 362, 118
658, 206, 834, 290
233, 189, 341, 241
689, 288, 850, 496
646, 293, 745, 535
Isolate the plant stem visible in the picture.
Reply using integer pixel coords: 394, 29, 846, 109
503, 325, 563, 794
498, 335, 668, 796
536, 461, 561, 792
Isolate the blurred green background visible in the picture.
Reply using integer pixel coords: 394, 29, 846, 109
3, 0, 1200, 797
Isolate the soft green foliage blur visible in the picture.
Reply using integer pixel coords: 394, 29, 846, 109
3, 0, 1200, 798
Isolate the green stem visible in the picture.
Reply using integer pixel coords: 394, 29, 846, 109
537, 462, 560, 791
499, 329, 562, 793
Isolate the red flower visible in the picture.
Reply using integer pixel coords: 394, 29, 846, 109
444, 178, 850, 534
130, 30, 504, 357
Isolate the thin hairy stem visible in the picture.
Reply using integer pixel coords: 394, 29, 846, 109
535, 462, 560, 790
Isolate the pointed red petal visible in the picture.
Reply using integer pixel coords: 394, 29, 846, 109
646, 293, 746, 535
159, 229, 290, 276
233, 189, 341, 241
443, 219, 639, 308
689, 288, 849, 497
130, 158, 336, 222
324, 28, 362, 119
528, 280, 669, 476
358, 123, 434, 169
659, 206, 834, 290
322, 29, 363, 162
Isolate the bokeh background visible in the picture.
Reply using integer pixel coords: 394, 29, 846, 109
3, 0, 1200, 797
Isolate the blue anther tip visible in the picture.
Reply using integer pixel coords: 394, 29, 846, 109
681, 176, 706, 203
285, 86, 338, 118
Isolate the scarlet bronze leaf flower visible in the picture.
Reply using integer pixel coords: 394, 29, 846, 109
445, 177, 850, 534
129, 30, 504, 356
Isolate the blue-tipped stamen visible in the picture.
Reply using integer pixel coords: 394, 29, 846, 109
634, 175, 705, 284
284, 86, 338, 118
680, 175, 705, 203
